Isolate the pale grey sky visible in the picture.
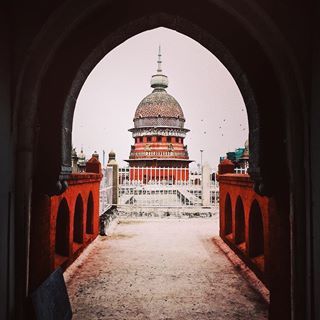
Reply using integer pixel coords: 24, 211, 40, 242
72, 27, 248, 170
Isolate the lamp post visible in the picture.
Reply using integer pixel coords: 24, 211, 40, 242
200, 149, 204, 205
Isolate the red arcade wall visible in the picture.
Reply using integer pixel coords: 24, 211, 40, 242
51, 173, 102, 270
218, 172, 275, 287
29, 159, 102, 290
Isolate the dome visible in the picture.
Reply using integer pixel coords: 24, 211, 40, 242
134, 90, 185, 120
108, 150, 116, 160
242, 138, 249, 159
133, 46, 185, 125
71, 147, 78, 158
78, 148, 85, 160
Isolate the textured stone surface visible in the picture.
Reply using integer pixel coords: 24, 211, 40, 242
65, 218, 268, 320
135, 89, 184, 120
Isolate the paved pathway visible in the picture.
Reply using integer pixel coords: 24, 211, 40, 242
65, 217, 268, 320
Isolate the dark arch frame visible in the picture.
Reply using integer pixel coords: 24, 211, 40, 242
86, 192, 94, 234
55, 198, 70, 257
13, 1, 308, 319
249, 200, 264, 258
73, 195, 84, 244
234, 196, 245, 245
224, 193, 232, 235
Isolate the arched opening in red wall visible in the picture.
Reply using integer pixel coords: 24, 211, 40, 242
73, 195, 84, 244
249, 200, 264, 258
86, 192, 94, 234
235, 196, 245, 246
224, 193, 232, 235
55, 198, 70, 257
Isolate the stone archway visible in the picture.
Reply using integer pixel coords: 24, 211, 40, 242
224, 193, 232, 236
249, 200, 264, 258
55, 199, 70, 257
14, 1, 308, 319
235, 196, 245, 246
86, 192, 94, 234
73, 195, 84, 244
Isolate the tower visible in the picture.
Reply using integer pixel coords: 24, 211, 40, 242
126, 47, 192, 183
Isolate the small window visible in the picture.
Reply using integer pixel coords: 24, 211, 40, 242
157, 136, 162, 142
147, 136, 152, 142
167, 137, 172, 143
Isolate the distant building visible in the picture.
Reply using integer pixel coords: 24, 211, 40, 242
126, 47, 193, 182
220, 139, 249, 169
72, 148, 100, 173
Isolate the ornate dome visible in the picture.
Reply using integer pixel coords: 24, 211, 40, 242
134, 91, 185, 120
133, 46, 185, 123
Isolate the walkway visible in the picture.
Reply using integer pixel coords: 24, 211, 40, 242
65, 217, 268, 320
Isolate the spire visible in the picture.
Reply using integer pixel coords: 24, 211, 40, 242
157, 45, 162, 73
151, 45, 168, 90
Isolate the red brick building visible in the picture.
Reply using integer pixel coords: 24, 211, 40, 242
126, 47, 192, 182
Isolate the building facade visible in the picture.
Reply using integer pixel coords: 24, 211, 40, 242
126, 48, 192, 183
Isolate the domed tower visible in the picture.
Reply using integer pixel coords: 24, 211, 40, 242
126, 47, 192, 183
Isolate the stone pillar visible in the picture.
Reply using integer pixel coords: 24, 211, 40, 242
107, 151, 118, 205
218, 159, 235, 175
86, 153, 102, 174
202, 163, 211, 206
92, 150, 99, 160
71, 148, 79, 173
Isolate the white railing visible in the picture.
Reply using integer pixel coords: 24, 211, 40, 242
234, 165, 249, 174
130, 151, 188, 158
119, 166, 206, 186
118, 166, 219, 209
99, 186, 113, 215
99, 166, 113, 215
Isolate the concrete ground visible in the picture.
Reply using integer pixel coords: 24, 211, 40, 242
65, 216, 268, 320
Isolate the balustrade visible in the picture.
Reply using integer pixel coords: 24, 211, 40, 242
218, 173, 272, 287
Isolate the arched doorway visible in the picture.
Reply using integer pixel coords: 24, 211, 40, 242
86, 192, 94, 234
15, 2, 306, 319
73, 195, 84, 244
224, 193, 232, 236
235, 196, 245, 246
55, 199, 70, 257
249, 200, 264, 258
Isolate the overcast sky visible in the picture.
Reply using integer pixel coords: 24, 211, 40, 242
72, 27, 248, 170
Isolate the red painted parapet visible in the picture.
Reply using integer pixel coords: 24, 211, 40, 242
29, 158, 102, 290
218, 159, 235, 175
50, 172, 102, 271
218, 173, 275, 288
86, 156, 101, 174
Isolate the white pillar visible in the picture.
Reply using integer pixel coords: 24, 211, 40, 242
202, 163, 212, 206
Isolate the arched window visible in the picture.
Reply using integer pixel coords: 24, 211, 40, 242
249, 200, 264, 257
86, 192, 94, 234
73, 195, 84, 243
235, 196, 245, 245
55, 198, 70, 256
224, 193, 232, 235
